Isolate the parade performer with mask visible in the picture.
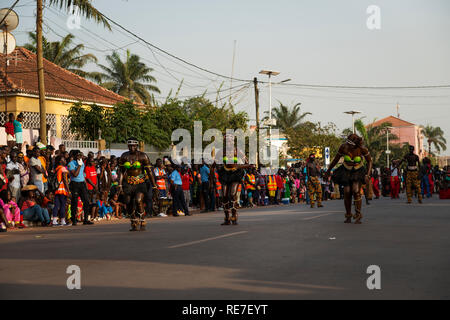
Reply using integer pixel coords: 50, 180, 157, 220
325, 134, 372, 224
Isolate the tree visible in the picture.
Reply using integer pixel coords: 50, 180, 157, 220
344, 118, 399, 167
68, 102, 107, 141
263, 102, 311, 133
96, 50, 160, 104
24, 32, 98, 78
286, 122, 342, 162
421, 125, 447, 156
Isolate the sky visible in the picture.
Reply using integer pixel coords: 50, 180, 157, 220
6, 0, 450, 155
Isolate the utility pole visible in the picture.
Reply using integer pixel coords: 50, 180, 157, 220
36, 0, 47, 144
253, 77, 260, 168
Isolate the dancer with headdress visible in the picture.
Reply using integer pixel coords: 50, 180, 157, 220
215, 134, 251, 225
325, 134, 372, 224
118, 138, 157, 231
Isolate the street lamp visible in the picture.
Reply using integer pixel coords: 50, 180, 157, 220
259, 70, 280, 168
385, 126, 393, 168
344, 110, 362, 134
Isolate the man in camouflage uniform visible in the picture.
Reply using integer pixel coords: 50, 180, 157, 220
399, 146, 423, 204
307, 154, 323, 208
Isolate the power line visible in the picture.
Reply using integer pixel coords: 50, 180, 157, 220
97, 10, 252, 83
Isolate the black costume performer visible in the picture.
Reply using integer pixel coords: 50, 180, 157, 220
326, 134, 372, 224
118, 138, 157, 231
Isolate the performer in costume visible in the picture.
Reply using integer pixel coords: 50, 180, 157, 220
306, 154, 323, 208
215, 135, 251, 225
398, 145, 422, 204
118, 138, 157, 231
325, 134, 372, 224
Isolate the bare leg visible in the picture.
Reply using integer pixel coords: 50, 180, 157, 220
230, 182, 240, 225
136, 192, 146, 231
221, 184, 231, 225
343, 186, 352, 223
352, 182, 363, 224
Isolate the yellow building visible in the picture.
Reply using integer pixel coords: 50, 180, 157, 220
0, 47, 125, 145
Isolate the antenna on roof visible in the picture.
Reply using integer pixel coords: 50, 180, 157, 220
396, 102, 400, 118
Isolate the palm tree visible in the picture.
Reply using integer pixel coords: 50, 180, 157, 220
351, 118, 399, 166
263, 102, 311, 133
24, 32, 98, 78
421, 125, 447, 155
96, 50, 160, 104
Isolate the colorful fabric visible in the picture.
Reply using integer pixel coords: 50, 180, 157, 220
307, 176, 322, 206
406, 171, 422, 202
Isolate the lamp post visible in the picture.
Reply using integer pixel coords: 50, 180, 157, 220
259, 70, 280, 168
385, 127, 392, 168
344, 110, 361, 134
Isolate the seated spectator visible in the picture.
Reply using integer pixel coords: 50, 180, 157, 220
109, 192, 125, 219
0, 189, 22, 229
19, 185, 50, 226
42, 190, 55, 225
97, 192, 113, 220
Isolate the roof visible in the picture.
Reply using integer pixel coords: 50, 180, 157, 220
0, 47, 126, 106
370, 116, 416, 128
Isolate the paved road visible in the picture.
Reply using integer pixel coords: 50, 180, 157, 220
1, 196, 449, 300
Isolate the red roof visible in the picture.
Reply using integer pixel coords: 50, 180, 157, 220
370, 116, 416, 128
0, 47, 126, 106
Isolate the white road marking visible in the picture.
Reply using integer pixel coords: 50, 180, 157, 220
168, 231, 248, 249
302, 212, 342, 220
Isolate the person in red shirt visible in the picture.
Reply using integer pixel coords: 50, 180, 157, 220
181, 167, 191, 210
4, 113, 16, 149
275, 170, 284, 205
84, 157, 98, 221
85, 158, 98, 192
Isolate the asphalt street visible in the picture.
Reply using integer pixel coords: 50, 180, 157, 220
1, 196, 449, 300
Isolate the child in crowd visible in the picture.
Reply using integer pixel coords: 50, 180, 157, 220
97, 191, 113, 220
109, 192, 125, 219
42, 190, 55, 221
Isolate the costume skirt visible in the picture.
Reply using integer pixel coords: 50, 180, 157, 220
332, 165, 366, 186
219, 167, 245, 185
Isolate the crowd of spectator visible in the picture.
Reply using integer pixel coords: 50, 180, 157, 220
1, 113, 450, 232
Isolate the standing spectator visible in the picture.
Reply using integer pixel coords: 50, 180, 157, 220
18, 152, 30, 187
256, 170, 267, 206
154, 158, 168, 217
390, 160, 400, 199
4, 113, 16, 149
14, 113, 24, 151
68, 150, 94, 225
200, 160, 210, 212
6, 151, 21, 202
169, 165, 190, 216
30, 147, 46, 193
53, 155, 70, 226
275, 170, 284, 205
371, 169, 380, 199
181, 167, 191, 209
